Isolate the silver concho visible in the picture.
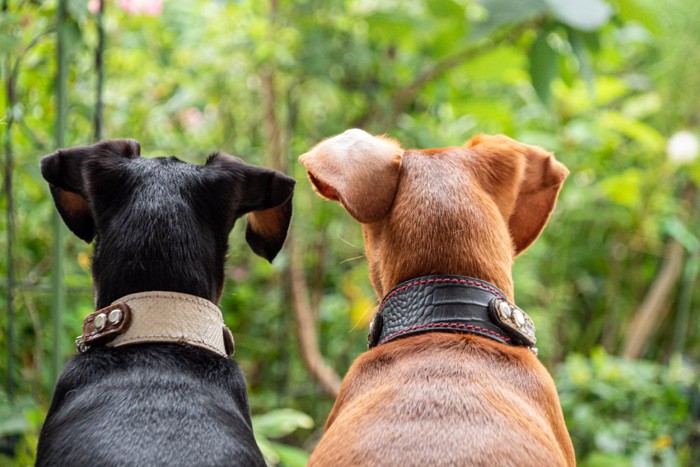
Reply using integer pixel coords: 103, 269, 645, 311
489, 298, 537, 349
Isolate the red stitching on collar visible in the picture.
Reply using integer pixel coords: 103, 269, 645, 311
379, 277, 505, 311
379, 322, 511, 345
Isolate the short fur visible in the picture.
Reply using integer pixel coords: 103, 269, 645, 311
300, 129, 575, 466
37, 139, 295, 466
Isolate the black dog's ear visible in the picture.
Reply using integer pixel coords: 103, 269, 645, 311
244, 172, 295, 262
205, 153, 296, 262
40, 139, 141, 242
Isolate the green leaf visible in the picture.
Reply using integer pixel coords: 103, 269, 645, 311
544, 0, 613, 32
461, 45, 525, 81
0, 413, 30, 437
472, 0, 547, 39
599, 111, 665, 151
613, 0, 660, 34
599, 168, 642, 208
664, 218, 700, 253
425, 0, 464, 18
252, 408, 314, 439
269, 442, 311, 467
528, 32, 559, 104
568, 29, 595, 94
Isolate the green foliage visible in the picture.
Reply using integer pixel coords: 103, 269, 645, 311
557, 349, 700, 466
253, 409, 314, 466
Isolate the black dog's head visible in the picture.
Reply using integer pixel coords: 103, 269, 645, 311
41, 139, 295, 308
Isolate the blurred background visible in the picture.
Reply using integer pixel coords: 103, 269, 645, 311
2, 0, 700, 465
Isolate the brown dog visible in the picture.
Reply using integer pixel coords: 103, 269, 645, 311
300, 129, 575, 466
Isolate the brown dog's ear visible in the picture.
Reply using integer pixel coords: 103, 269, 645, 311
205, 153, 296, 262
40, 139, 141, 242
467, 134, 568, 255
299, 129, 403, 223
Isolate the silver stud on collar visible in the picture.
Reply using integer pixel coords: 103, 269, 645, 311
497, 301, 512, 319
94, 313, 107, 331
108, 309, 123, 325
511, 308, 525, 328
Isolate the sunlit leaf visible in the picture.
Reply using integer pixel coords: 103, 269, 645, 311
599, 168, 642, 207
614, 0, 660, 33
252, 409, 314, 439
461, 45, 525, 81
599, 112, 665, 151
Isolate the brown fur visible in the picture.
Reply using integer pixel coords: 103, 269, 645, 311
300, 129, 574, 466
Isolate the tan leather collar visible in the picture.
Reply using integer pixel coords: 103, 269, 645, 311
76, 291, 235, 358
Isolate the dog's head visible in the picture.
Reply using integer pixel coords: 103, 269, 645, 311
300, 129, 567, 299
41, 139, 295, 307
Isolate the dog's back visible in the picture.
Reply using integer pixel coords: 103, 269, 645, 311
38, 347, 260, 466
313, 335, 571, 466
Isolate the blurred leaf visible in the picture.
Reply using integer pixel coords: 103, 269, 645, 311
269, 442, 311, 467
255, 436, 280, 465
472, 0, 547, 39
613, 0, 660, 33
425, 0, 464, 18
462, 45, 525, 81
544, 0, 613, 31
568, 29, 595, 94
599, 168, 642, 207
0, 414, 30, 437
252, 408, 314, 439
580, 452, 632, 467
664, 218, 700, 253
529, 32, 559, 104
599, 112, 665, 151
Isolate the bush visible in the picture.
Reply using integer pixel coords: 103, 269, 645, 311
556, 349, 700, 466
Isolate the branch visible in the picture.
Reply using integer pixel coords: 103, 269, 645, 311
622, 183, 697, 359
288, 234, 342, 397
94, 0, 106, 140
621, 239, 685, 359
354, 22, 533, 128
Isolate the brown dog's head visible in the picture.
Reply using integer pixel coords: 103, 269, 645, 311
300, 129, 568, 300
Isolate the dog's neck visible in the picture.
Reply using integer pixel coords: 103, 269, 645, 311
91, 230, 225, 309
92, 206, 228, 308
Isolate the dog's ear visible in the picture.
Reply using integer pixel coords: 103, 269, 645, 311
299, 129, 404, 223
466, 134, 568, 255
205, 154, 296, 262
40, 139, 141, 243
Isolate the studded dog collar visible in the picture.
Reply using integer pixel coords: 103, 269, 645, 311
75, 291, 235, 358
367, 275, 538, 354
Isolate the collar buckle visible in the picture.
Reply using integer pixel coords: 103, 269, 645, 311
488, 298, 537, 347
76, 303, 133, 353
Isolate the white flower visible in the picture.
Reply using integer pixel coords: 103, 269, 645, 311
667, 131, 699, 164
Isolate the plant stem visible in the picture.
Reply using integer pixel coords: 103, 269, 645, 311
51, 0, 69, 386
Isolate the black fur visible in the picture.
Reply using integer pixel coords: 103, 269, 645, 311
37, 139, 295, 466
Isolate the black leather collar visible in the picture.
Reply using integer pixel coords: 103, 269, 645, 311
367, 275, 537, 353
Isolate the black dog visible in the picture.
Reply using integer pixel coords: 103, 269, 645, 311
36, 139, 294, 466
